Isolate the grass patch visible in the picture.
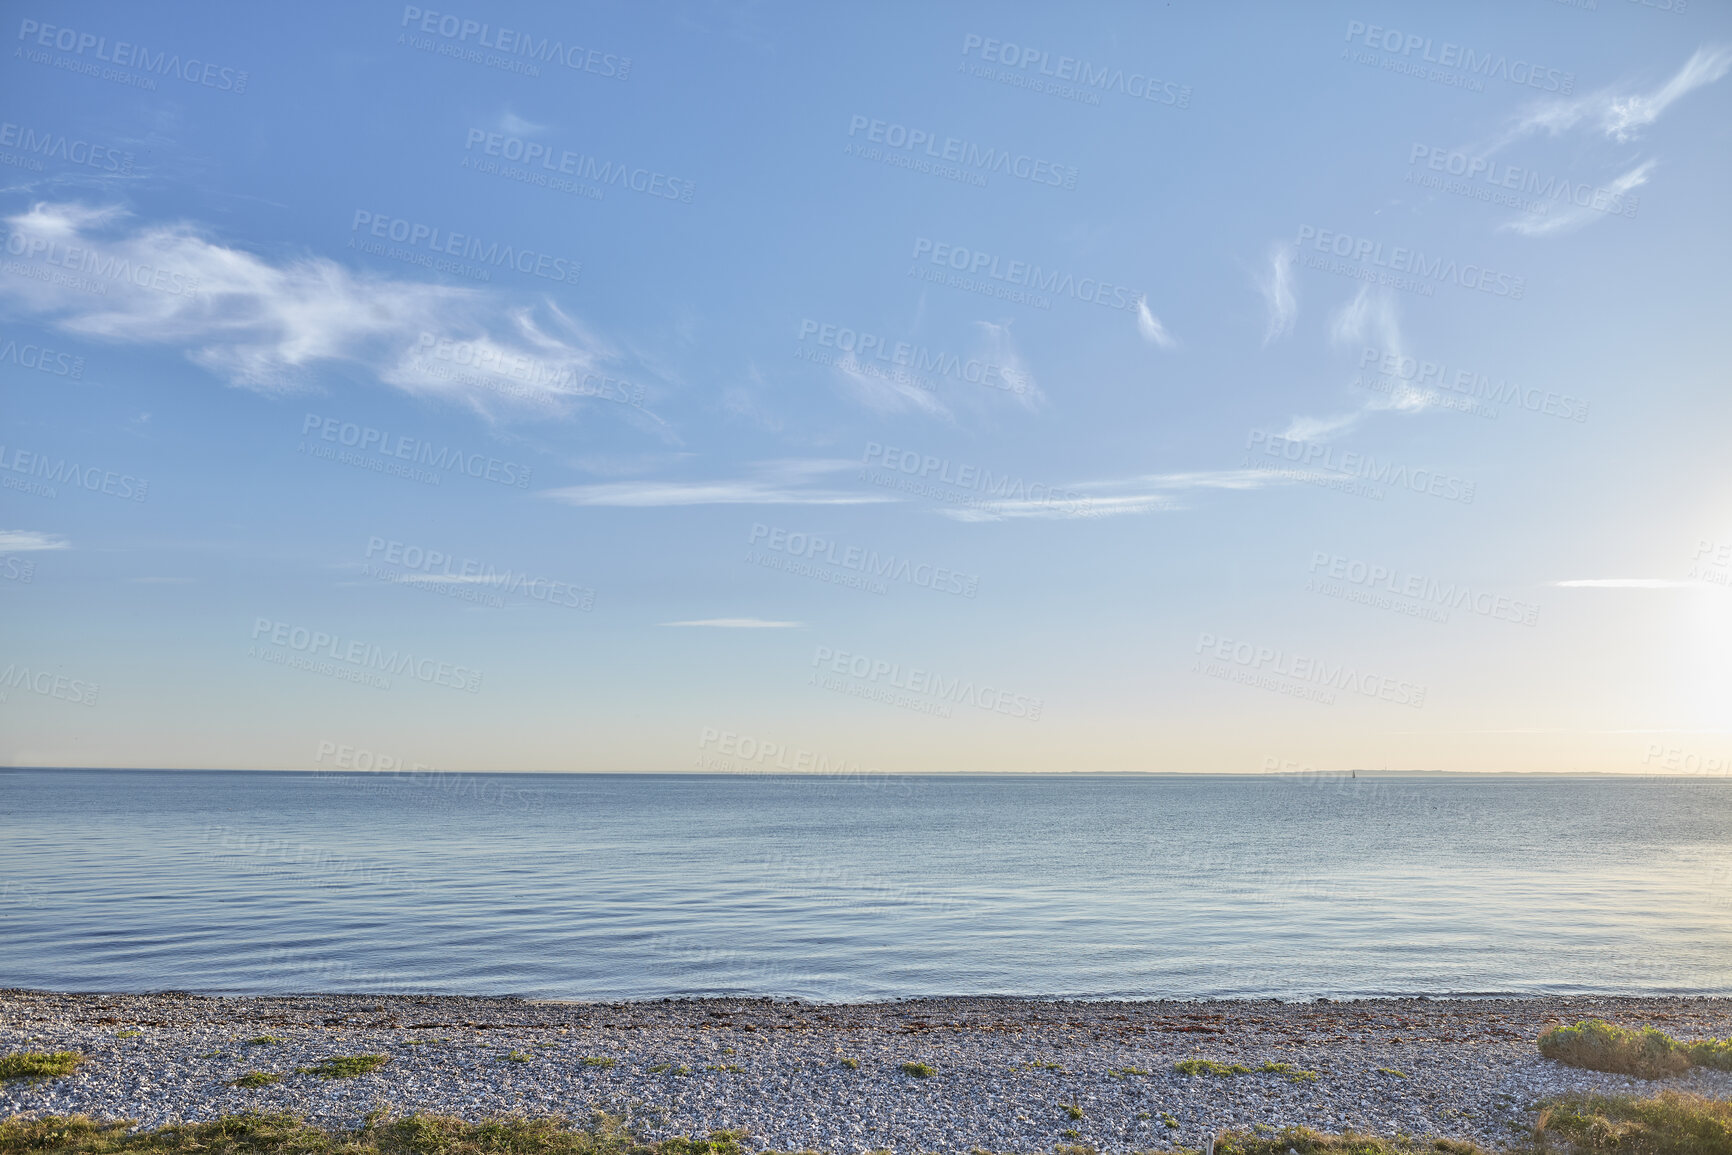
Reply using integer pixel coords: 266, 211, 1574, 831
1536, 1091, 1732, 1155
1213, 1126, 1488, 1155
0, 1110, 750, 1155
1536, 1021, 1732, 1080
1019, 1060, 1065, 1072
581, 1057, 616, 1069
1379, 1068, 1408, 1078
1108, 1066, 1149, 1078
0, 1052, 85, 1082
836, 1058, 858, 1069
1160, 1113, 1180, 1129
243, 1037, 284, 1047
298, 1055, 388, 1079
899, 1062, 935, 1078
113, 1032, 141, 1041
228, 1073, 281, 1089
1061, 1105, 1083, 1120
505, 1052, 531, 1063
647, 1064, 691, 1076
1175, 1059, 1318, 1083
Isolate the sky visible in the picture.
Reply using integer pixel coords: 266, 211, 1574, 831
2, 0, 1731, 775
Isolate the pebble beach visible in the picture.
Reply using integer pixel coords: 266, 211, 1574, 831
4, 991, 1731, 1152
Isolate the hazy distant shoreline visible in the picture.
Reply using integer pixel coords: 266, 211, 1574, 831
6, 990, 1732, 1152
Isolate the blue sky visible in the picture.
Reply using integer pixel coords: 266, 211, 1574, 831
3, 0, 1731, 774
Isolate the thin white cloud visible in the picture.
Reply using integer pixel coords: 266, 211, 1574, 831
940, 469, 1287, 522
1502, 160, 1656, 237
544, 459, 894, 508
0, 202, 625, 418
830, 352, 950, 418
660, 618, 803, 628
1551, 578, 1720, 589
1136, 299, 1178, 350
1487, 44, 1732, 149
1256, 243, 1296, 345
974, 320, 1046, 410
497, 110, 547, 135
0, 530, 70, 551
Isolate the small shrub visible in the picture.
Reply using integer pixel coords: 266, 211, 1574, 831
1379, 1068, 1408, 1078
1539, 1021, 1692, 1080
581, 1056, 616, 1069
229, 1071, 282, 1088
300, 1054, 388, 1079
837, 1057, 859, 1069
244, 1036, 284, 1046
114, 1031, 141, 1040
1062, 1104, 1084, 1120
0, 1052, 84, 1081
504, 1051, 531, 1063
1535, 1090, 1732, 1155
900, 1061, 935, 1077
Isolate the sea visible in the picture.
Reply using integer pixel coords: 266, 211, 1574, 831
2, 769, 1728, 1002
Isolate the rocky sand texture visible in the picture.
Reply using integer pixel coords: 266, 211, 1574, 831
4, 991, 1731, 1152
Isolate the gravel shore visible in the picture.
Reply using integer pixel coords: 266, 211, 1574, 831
4, 991, 1731, 1152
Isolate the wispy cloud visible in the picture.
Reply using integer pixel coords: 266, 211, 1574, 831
1136, 299, 1179, 350
0, 530, 70, 551
1274, 286, 1420, 444
1255, 243, 1296, 345
940, 469, 1285, 522
660, 618, 803, 628
0, 202, 626, 418
544, 459, 894, 508
1502, 160, 1656, 237
1550, 578, 1720, 590
1487, 45, 1732, 150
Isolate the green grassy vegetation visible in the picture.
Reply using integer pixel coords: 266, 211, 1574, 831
0, 1111, 749, 1155
1379, 1068, 1408, 1078
1061, 1105, 1083, 1120
1174, 1059, 1318, 1083
1535, 1090, 1732, 1155
0, 1094, 1725, 1155
646, 1064, 691, 1076
835, 1058, 858, 1069
243, 1038, 284, 1047
1108, 1066, 1150, 1078
505, 1052, 531, 1063
228, 1073, 281, 1089
298, 1056, 388, 1079
899, 1062, 935, 1078
0, 1052, 85, 1081
581, 1057, 616, 1069
702, 1065, 744, 1074
114, 1033, 141, 1041
1019, 1061, 1065, 1072
1538, 1021, 1732, 1080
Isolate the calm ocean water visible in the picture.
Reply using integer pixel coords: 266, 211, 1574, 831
2, 770, 1729, 1001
